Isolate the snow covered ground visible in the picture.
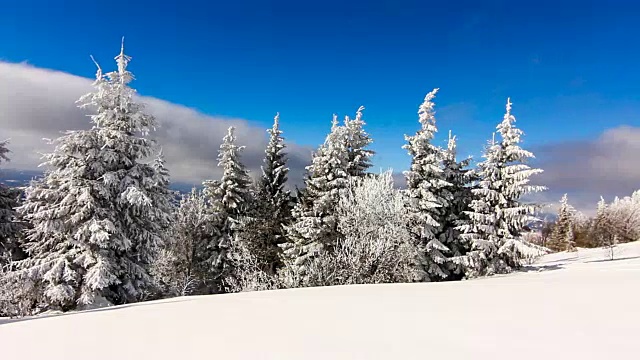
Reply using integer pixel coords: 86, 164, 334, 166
2, 242, 639, 359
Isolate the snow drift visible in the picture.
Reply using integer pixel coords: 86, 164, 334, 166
2, 242, 639, 359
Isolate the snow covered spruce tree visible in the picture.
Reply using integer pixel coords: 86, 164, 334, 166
591, 197, 610, 246
438, 132, 476, 280
0, 140, 22, 263
403, 88, 453, 282
281, 116, 350, 282
343, 106, 374, 177
238, 113, 291, 274
457, 99, 546, 278
548, 194, 576, 252
152, 188, 220, 297
14, 41, 173, 310
202, 126, 251, 291
204, 126, 251, 219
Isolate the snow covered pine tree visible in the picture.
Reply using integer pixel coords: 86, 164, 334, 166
240, 113, 291, 274
281, 115, 350, 283
439, 132, 476, 280
548, 194, 576, 252
202, 126, 251, 292
343, 106, 374, 177
403, 88, 454, 281
0, 140, 22, 263
15, 40, 172, 310
457, 98, 546, 278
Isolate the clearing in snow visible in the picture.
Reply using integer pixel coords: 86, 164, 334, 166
1, 242, 639, 359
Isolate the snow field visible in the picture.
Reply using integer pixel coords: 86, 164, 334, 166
2, 242, 638, 359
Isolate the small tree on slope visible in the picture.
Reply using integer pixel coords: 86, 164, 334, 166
0, 140, 22, 263
591, 197, 609, 245
239, 113, 291, 274
591, 197, 620, 259
14, 42, 172, 310
548, 194, 576, 252
281, 116, 350, 280
403, 88, 453, 281
457, 98, 546, 278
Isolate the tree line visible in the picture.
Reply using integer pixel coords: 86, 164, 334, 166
540, 192, 640, 259
0, 42, 548, 317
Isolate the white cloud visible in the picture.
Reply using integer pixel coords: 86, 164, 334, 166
533, 125, 640, 216
0, 61, 313, 187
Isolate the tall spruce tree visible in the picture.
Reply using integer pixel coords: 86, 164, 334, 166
0, 140, 22, 263
260, 113, 290, 209
439, 132, 475, 280
282, 115, 349, 278
240, 114, 291, 274
343, 106, 374, 177
202, 126, 251, 290
403, 88, 452, 281
457, 99, 546, 278
15, 41, 172, 310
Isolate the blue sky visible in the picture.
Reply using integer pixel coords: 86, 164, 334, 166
1, 0, 640, 173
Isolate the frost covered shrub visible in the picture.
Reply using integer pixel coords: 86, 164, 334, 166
0, 263, 43, 317
605, 191, 640, 244
151, 189, 221, 297
222, 237, 279, 293
282, 172, 421, 287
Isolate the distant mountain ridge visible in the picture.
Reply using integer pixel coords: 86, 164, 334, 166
0, 168, 196, 194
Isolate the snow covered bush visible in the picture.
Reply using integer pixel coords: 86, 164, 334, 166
0, 262, 42, 317
588, 195, 640, 260
605, 191, 640, 244
334, 172, 421, 284
151, 189, 221, 297
282, 172, 421, 287
222, 237, 278, 293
